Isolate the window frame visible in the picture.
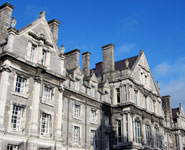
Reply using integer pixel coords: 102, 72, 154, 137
135, 120, 141, 143
90, 129, 96, 149
30, 44, 36, 62
90, 108, 97, 123
7, 144, 19, 150
73, 103, 81, 119
116, 87, 120, 104
116, 119, 122, 143
73, 125, 80, 145
40, 112, 51, 137
15, 76, 26, 94
11, 104, 24, 132
42, 85, 53, 103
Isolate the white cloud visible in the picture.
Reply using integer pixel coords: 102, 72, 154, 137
153, 62, 171, 76
160, 78, 185, 108
153, 57, 185, 109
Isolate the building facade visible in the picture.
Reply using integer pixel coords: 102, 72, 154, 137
0, 2, 184, 150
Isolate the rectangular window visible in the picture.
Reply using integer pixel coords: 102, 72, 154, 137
144, 96, 147, 109
15, 76, 25, 94
75, 80, 80, 91
90, 109, 97, 123
124, 85, 127, 101
116, 88, 120, 104
74, 104, 80, 118
125, 114, 129, 142
11, 105, 23, 131
41, 49, 46, 65
134, 90, 138, 105
104, 115, 109, 126
116, 120, 122, 143
91, 86, 95, 97
154, 127, 159, 146
40, 113, 51, 137
43, 86, 52, 102
7, 145, 19, 150
145, 125, 151, 144
90, 130, 96, 148
74, 126, 80, 144
30, 45, 36, 62
135, 121, 141, 143
105, 134, 110, 150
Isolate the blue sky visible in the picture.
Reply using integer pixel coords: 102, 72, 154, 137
1, 0, 185, 109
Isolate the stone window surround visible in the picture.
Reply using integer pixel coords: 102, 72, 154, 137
90, 128, 96, 149
41, 81, 55, 106
73, 102, 82, 120
12, 72, 29, 99
72, 123, 82, 146
8, 101, 26, 134
90, 108, 98, 124
40, 111, 52, 138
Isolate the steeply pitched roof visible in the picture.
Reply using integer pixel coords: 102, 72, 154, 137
172, 108, 179, 122
91, 55, 138, 76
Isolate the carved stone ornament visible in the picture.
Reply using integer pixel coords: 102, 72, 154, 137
34, 74, 41, 83
125, 59, 129, 69
58, 84, 64, 92
11, 17, 16, 28
60, 45, 65, 55
0, 64, 12, 73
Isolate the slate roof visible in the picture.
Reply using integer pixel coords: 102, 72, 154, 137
172, 108, 179, 122
91, 55, 138, 76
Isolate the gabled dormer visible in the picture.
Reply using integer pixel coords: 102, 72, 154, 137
131, 50, 160, 96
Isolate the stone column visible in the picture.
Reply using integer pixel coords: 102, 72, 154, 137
55, 85, 63, 139
128, 113, 133, 142
0, 61, 11, 131
141, 121, 145, 144
30, 74, 41, 137
122, 114, 127, 142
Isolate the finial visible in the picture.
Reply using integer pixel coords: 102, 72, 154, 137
60, 45, 65, 54
140, 49, 144, 54
157, 81, 160, 90
11, 17, 16, 28
125, 59, 129, 68
40, 11, 45, 18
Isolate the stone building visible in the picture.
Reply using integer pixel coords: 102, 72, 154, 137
0, 2, 184, 150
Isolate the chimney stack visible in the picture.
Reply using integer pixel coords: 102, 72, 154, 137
82, 52, 91, 77
64, 49, 80, 70
0, 3, 14, 44
102, 44, 115, 73
162, 95, 172, 119
48, 19, 60, 45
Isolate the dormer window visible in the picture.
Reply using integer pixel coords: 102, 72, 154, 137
91, 85, 96, 97
41, 49, 46, 65
134, 90, 138, 105
75, 79, 80, 91
116, 88, 120, 104
144, 96, 147, 109
30, 44, 36, 62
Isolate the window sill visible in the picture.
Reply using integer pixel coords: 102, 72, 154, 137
40, 135, 51, 139
73, 117, 82, 121
90, 121, 98, 125
41, 101, 54, 107
12, 91, 28, 99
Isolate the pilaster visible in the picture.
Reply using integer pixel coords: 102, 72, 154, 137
55, 84, 64, 140
30, 74, 41, 137
0, 61, 11, 131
